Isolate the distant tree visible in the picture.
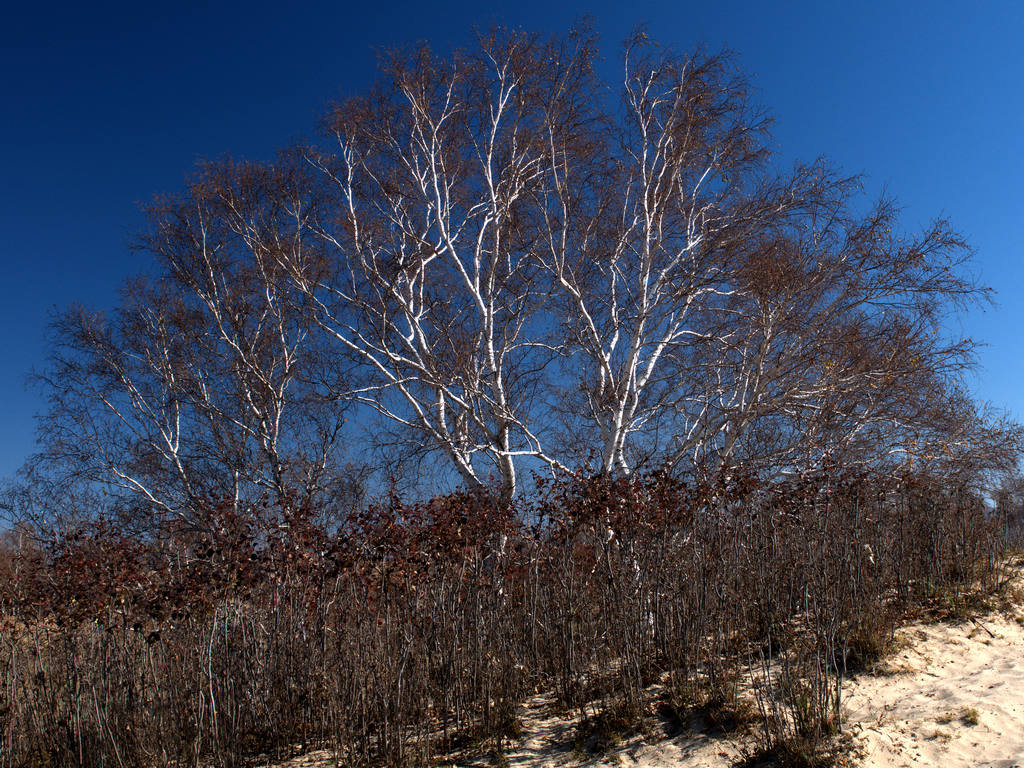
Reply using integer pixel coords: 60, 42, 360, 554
26, 161, 360, 533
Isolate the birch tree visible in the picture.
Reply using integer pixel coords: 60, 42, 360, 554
678, 196, 986, 476
291, 30, 599, 499
537, 40, 834, 474
536, 36, 991, 479
29, 161, 356, 531
26, 27, 1010, 515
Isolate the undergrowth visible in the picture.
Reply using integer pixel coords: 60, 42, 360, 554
0, 469, 1016, 768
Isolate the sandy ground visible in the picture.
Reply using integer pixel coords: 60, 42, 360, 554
501, 608, 1024, 768
494, 689, 746, 768
842, 612, 1024, 768
266, 599, 1024, 768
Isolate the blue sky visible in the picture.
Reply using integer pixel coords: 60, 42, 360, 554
2, 0, 1022, 481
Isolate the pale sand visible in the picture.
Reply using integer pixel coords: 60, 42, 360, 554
841, 612, 1024, 768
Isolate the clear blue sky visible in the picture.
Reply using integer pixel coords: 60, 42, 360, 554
2, 0, 1022, 481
